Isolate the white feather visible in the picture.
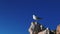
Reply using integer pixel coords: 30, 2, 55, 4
33, 15, 37, 20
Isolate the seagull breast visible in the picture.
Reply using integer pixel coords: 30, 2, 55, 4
33, 15, 37, 20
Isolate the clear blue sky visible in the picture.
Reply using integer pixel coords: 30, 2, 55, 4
0, 0, 60, 34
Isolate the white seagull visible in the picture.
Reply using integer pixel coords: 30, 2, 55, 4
33, 14, 42, 20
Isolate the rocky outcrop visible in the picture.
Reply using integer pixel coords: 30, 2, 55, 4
28, 22, 56, 34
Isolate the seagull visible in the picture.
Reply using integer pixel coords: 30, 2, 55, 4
33, 14, 42, 20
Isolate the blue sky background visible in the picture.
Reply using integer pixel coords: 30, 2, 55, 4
0, 0, 60, 34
